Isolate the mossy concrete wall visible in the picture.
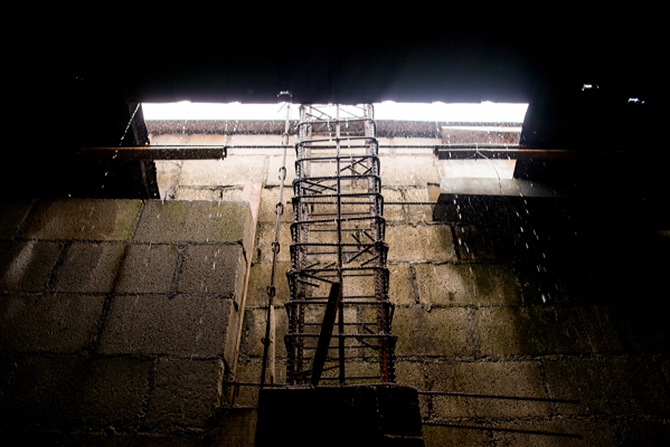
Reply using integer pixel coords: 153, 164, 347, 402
0, 197, 258, 445
152, 131, 670, 446
4, 126, 669, 446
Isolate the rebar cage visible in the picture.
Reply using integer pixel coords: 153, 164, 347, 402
285, 104, 396, 386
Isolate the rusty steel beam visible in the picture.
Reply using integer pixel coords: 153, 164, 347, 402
77, 145, 227, 160
433, 146, 638, 160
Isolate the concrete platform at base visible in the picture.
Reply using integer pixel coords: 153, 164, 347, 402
255, 384, 425, 447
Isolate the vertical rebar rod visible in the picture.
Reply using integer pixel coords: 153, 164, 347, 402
260, 95, 292, 387
335, 106, 346, 385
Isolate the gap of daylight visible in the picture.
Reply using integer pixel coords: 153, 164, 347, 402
142, 101, 529, 123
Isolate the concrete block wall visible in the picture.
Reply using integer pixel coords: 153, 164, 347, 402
158, 130, 670, 445
0, 197, 256, 444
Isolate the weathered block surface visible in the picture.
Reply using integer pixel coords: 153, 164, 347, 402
99, 294, 233, 357
52, 242, 125, 293
144, 358, 225, 428
0, 198, 255, 443
0, 293, 105, 352
134, 200, 254, 254
178, 244, 246, 298
387, 223, 456, 262
114, 243, 179, 293
0, 240, 61, 291
393, 306, 474, 357
414, 262, 519, 305
1, 355, 152, 430
20, 198, 142, 241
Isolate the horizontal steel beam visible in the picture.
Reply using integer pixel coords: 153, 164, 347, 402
77, 145, 227, 160
77, 144, 653, 163
433, 146, 636, 160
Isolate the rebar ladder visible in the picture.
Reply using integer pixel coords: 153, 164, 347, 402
285, 104, 396, 386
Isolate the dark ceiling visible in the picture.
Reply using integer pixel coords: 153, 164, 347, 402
18, 11, 663, 143
6, 10, 666, 213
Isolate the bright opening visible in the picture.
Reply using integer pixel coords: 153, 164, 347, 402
143, 101, 529, 184
142, 101, 528, 124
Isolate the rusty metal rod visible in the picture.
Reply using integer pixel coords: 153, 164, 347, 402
77, 145, 227, 160
422, 420, 583, 439
417, 390, 580, 404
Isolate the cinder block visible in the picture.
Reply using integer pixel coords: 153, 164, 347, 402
0, 240, 62, 292
402, 187, 436, 223
73, 356, 153, 427
542, 356, 670, 416
0, 200, 33, 239
0, 294, 105, 353
257, 187, 293, 223
393, 306, 474, 357
474, 306, 534, 357
414, 263, 519, 305
114, 243, 178, 294
52, 242, 125, 293
387, 224, 456, 262
144, 358, 225, 428
453, 224, 512, 262
388, 262, 416, 305
254, 222, 292, 264
381, 155, 441, 186
394, 360, 426, 389
178, 244, 246, 298
0, 355, 150, 430
98, 294, 234, 358
175, 186, 223, 201
20, 198, 141, 241
231, 361, 263, 407
422, 425, 490, 447
425, 361, 550, 419
246, 261, 291, 307
490, 418, 619, 447
381, 188, 405, 222
231, 361, 288, 407
525, 305, 614, 355
266, 154, 296, 187
134, 200, 254, 256
240, 307, 288, 359
180, 157, 268, 187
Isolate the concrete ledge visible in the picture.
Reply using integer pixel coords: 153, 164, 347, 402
20, 199, 142, 241
134, 200, 254, 255
256, 385, 424, 446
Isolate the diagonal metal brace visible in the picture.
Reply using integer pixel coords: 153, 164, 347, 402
310, 282, 342, 386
